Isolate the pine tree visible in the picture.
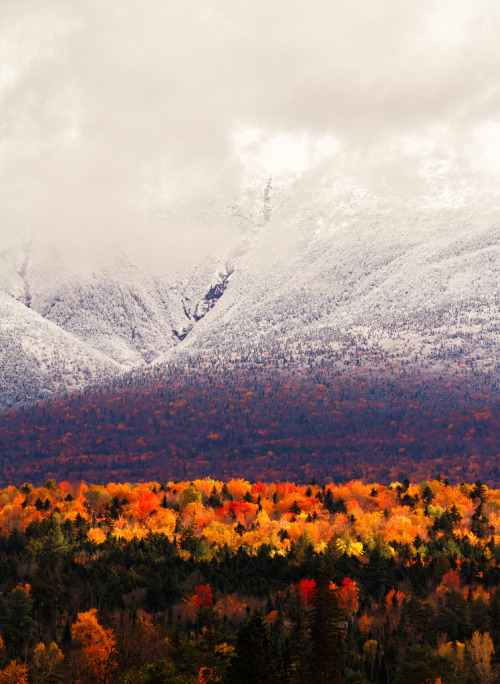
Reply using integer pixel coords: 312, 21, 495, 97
289, 589, 313, 683
309, 556, 344, 683
225, 610, 284, 684
0, 587, 36, 657
207, 486, 222, 509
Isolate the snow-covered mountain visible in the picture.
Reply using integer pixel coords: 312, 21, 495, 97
0, 292, 122, 408
1, 175, 499, 409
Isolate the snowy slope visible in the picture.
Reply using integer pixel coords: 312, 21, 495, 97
161, 178, 500, 376
1, 189, 266, 368
1, 174, 499, 408
0, 292, 123, 409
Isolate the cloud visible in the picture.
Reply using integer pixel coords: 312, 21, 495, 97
1, 0, 500, 265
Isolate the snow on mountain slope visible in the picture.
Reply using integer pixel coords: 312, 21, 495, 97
0, 292, 123, 409
27, 257, 239, 366
1, 174, 499, 409
0, 185, 267, 408
1, 188, 266, 367
161, 178, 500, 377
29, 262, 187, 366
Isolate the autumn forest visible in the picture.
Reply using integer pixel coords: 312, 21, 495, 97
0, 367, 499, 682
1, 368, 499, 488
0, 475, 497, 682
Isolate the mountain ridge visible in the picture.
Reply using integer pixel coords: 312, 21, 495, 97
1, 176, 499, 409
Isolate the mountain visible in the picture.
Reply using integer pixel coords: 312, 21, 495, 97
163, 179, 500, 387
1, 175, 499, 410
0, 291, 122, 409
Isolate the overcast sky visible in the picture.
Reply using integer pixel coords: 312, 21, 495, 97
2, 0, 500, 262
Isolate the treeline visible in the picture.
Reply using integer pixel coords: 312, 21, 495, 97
0, 370, 499, 487
0, 477, 498, 681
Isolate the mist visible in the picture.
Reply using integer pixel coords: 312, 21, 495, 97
2, 0, 500, 269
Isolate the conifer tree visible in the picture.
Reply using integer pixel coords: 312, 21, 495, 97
225, 610, 284, 684
289, 589, 313, 683
309, 554, 344, 683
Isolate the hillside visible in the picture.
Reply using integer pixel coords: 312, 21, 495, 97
0, 293, 122, 409
1, 366, 498, 487
1, 177, 499, 411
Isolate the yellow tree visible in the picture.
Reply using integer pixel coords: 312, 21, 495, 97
0, 660, 29, 684
71, 609, 116, 683
467, 631, 495, 684
31, 642, 64, 683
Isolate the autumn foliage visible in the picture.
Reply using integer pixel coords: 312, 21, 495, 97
335, 577, 360, 617
0, 476, 497, 681
298, 578, 316, 606
0, 661, 29, 684
71, 609, 115, 682
191, 585, 214, 610
0, 369, 499, 487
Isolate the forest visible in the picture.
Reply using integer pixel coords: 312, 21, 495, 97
0, 368, 499, 488
0, 476, 498, 682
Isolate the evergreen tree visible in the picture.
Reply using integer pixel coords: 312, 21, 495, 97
0, 587, 36, 657
225, 610, 284, 684
471, 480, 487, 502
323, 489, 347, 514
471, 502, 493, 539
394, 644, 453, 684
207, 486, 222, 509
309, 555, 344, 683
289, 590, 313, 683
364, 547, 390, 598
221, 484, 233, 502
